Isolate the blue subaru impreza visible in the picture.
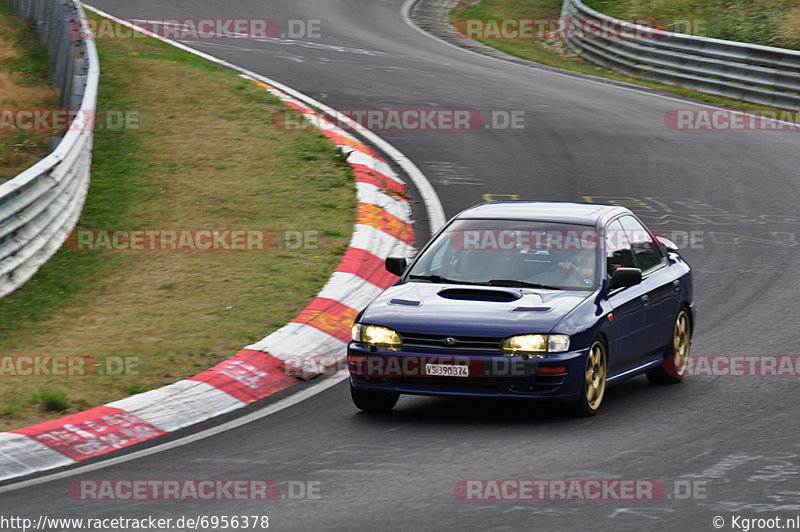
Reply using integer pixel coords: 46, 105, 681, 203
348, 201, 694, 416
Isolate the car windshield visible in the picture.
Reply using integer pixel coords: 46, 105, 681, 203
407, 218, 598, 290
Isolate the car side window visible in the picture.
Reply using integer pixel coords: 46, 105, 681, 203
604, 219, 635, 277
618, 216, 663, 272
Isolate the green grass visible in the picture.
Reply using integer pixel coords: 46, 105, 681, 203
35, 388, 69, 412
585, 0, 800, 49
0, 2, 59, 182
450, 0, 800, 113
0, 2, 53, 83
0, 16, 356, 430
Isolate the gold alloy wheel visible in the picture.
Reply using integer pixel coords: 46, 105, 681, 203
671, 310, 691, 377
585, 340, 607, 411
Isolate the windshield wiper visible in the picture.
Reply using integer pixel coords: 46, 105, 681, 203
487, 279, 562, 290
408, 274, 484, 285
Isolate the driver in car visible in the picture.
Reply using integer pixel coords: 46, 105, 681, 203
524, 249, 593, 288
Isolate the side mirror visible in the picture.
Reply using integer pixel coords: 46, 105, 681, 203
385, 256, 407, 276
608, 267, 642, 291
656, 236, 679, 252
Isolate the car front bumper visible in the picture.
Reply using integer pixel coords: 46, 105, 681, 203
347, 343, 589, 401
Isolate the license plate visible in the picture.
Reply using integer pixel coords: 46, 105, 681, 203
425, 363, 469, 377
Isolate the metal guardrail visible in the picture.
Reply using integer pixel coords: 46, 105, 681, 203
0, 0, 99, 299
561, 0, 800, 109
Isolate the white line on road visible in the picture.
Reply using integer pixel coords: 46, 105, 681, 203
0, 377, 347, 494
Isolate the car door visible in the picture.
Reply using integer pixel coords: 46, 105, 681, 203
603, 219, 651, 376
618, 215, 680, 358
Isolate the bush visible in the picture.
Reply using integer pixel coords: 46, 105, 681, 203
36, 388, 69, 412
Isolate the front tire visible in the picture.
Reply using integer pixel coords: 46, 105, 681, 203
350, 384, 399, 412
647, 308, 691, 384
572, 338, 607, 417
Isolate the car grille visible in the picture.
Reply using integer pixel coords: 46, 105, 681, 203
394, 374, 567, 394
397, 376, 500, 391
399, 332, 503, 351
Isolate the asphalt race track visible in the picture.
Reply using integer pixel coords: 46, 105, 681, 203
1, 0, 799, 530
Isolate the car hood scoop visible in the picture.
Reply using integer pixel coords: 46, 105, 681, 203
388, 298, 421, 307
437, 287, 522, 302
363, 282, 591, 338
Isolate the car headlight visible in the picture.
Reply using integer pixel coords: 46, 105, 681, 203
501, 334, 570, 353
351, 323, 402, 346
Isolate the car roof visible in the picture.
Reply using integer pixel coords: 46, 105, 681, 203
456, 201, 630, 225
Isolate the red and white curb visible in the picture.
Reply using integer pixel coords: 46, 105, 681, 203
0, 78, 413, 481
242, 77, 415, 369
0, 6, 444, 483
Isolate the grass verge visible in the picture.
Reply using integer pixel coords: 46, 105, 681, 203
450, 0, 800, 114
0, 2, 60, 183
584, 0, 800, 49
0, 15, 356, 430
